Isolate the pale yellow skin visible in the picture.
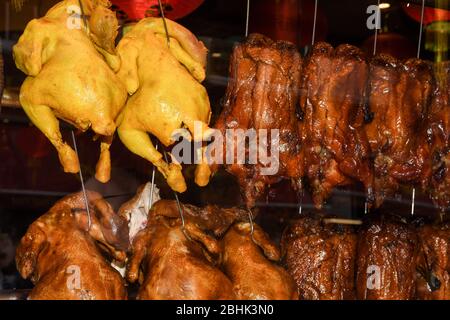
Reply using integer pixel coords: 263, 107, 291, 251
13, 0, 127, 182
116, 18, 213, 193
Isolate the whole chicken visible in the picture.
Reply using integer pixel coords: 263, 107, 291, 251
16, 191, 129, 300
222, 222, 298, 300
116, 18, 213, 193
126, 200, 245, 300
13, 0, 127, 182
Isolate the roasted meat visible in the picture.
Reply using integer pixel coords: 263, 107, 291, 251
422, 62, 449, 211
16, 191, 129, 300
116, 18, 213, 193
281, 214, 357, 300
211, 33, 303, 208
126, 200, 248, 300
300, 42, 373, 209
365, 55, 435, 207
356, 214, 418, 300
416, 221, 450, 300
13, 0, 127, 182
222, 222, 298, 300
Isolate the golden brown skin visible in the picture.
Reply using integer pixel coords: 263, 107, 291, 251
222, 222, 298, 300
126, 200, 241, 300
211, 33, 303, 208
422, 62, 449, 212
16, 191, 129, 300
13, 0, 127, 183
281, 214, 357, 300
300, 42, 373, 209
365, 55, 435, 207
116, 18, 213, 193
356, 214, 418, 300
416, 222, 450, 300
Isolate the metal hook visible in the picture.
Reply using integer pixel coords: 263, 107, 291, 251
149, 144, 158, 209
409, 0, 425, 216
245, 0, 250, 37
157, 0, 170, 47
161, 148, 190, 240
417, 0, 425, 59
311, 0, 318, 46
77, 0, 89, 33
71, 131, 91, 231
247, 208, 255, 241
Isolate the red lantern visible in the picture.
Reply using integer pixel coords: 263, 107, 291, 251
111, 0, 204, 21
402, 4, 450, 26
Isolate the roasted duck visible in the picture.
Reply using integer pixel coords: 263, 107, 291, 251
116, 18, 213, 193
211, 33, 303, 208
300, 42, 373, 209
281, 214, 357, 300
16, 191, 129, 300
416, 221, 450, 300
356, 214, 418, 300
126, 200, 248, 300
365, 55, 434, 207
222, 222, 298, 300
13, 0, 127, 182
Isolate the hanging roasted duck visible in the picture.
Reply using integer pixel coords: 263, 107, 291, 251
210, 33, 303, 208
365, 54, 434, 207
300, 42, 373, 209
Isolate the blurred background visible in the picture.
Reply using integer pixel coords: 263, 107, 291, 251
0, 0, 449, 291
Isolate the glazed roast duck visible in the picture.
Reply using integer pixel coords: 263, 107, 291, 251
16, 191, 129, 300
121, 194, 298, 300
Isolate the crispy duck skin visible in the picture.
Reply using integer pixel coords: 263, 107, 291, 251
416, 221, 450, 300
16, 191, 128, 300
422, 62, 449, 211
281, 215, 357, 300
300, 42, 373, 209
211, 33, 303, 208
356, 214, 418, 300
365, 54, 435, 207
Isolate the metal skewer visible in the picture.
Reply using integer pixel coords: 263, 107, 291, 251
410, 0, 425, 216
311, 0, 319, 46
157, 0, 189, 238
373, 0, 381, 56
158, 0, 170, 47
365, 0, 382, 215
245, 0, 250, 37
323, 218, 363, 225
71, 131, 91, 230
74, 0, 91, 230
